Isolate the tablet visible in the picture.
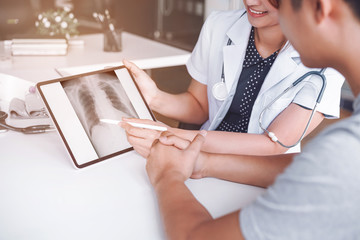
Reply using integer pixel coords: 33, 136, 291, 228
36, 66, 154, 168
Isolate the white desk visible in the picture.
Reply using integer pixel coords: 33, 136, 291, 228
0, 34, 265, 239
0, 130, 265, 240
0, 32, 191, 82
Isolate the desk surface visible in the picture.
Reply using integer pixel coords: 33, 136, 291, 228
0, 32, 191, 83
0, 35, 265, 239
0, 130, 265, 240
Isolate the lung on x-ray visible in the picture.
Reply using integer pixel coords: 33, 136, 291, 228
61, 70, 139, 158
37, 66, 154, 168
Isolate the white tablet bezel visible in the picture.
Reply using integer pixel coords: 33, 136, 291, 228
36, 66, 154, 168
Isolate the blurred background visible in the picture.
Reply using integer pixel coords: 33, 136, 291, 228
0, 0, 353, 132
0, 0, 245, 128
0, 0, 244, 50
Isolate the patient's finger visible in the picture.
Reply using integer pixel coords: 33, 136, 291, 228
151, 138, 160, 148
186, 132, 206, 155
159, 134, 191, 150
159, 131, 174, 138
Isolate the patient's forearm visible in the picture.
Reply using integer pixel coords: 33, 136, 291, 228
155, 177, 213, 240
202, 153, 295, 188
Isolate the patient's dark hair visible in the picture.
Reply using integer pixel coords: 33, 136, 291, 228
344, 0, 360, 19
268, 0, 360, 19
290, 0, 302, 10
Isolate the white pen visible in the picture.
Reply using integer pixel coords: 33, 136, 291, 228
100, 119, 168, 132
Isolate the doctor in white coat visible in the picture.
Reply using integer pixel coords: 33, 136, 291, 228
122, 0, 344, 156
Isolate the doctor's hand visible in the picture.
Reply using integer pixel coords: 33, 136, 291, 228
120, 118, 171, 158
146, 131, 206, 188
123, 59, 160, 107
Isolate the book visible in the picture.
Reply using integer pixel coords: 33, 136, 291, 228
11, 37, 68, 56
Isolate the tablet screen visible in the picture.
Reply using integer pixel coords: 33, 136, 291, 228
37, 66, 154, 168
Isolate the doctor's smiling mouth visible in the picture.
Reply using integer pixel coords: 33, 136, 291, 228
247, 7, 269, 18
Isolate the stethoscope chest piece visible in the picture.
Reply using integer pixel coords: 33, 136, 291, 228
212, 81, 228, 101
213, 37, 233, 101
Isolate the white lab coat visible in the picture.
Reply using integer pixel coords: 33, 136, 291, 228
186, 9, 344, 152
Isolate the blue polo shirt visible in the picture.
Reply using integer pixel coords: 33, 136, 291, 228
240, 94, 360, 239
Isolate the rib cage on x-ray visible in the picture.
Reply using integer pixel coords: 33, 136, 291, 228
62, 72, 138, 158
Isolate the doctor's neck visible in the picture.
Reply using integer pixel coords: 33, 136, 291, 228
254, 25, 287, 58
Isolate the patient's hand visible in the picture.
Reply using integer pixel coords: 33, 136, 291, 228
158, 131, 208, 179
146, 131, 206, 187
120, 118, 170, 158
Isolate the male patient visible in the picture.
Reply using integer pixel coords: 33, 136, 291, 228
144, 0, 360, 239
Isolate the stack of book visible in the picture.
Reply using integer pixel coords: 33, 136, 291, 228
11, 37, 68, 56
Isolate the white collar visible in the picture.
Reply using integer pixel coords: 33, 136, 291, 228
225, 10, 299, 62
226, 10, 251, 46
223, 11, 300, 96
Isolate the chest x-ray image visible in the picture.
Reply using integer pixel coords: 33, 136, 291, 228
62, 71, 138, 158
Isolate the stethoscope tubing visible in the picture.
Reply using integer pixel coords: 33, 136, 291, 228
0, 121, 52, 134
259, 68, 327, 148
0, 111, 53, 134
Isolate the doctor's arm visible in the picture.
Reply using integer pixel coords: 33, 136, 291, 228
173, 102, 324, 155
183, 67, 344, 155
123, 60, 209, 124
159, 133, 294, 187
121, 102, 324, 157
195, 151, 294, 187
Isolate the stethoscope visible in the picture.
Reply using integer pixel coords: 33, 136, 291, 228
211, 39, 233, 101
212, 39, 327, 148
259, 68, 327, 148
212, 11, 247, 101
0, 110, 54, 134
